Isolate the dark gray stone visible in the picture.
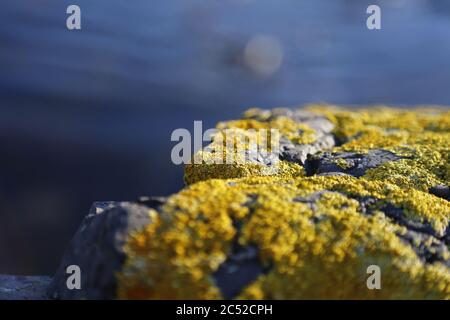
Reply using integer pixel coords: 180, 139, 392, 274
213, 205, 269, 299
0, 275, 51, 300
307, 149, 405, 177
349, 195, 450, 265
213, 244, 267, 299
397, 230, 450, 267
352, 196, 441, 238
381, 203, 439, 237
88, 201, 120, 215
137, 196, 168, 209
429, 185, 450, 201
47, 201, 154, 299
353, 196, 380, 215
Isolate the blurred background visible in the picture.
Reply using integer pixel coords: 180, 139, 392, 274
1, 0, 450, 275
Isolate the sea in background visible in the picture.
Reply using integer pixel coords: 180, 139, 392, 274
1, 0, 450, 274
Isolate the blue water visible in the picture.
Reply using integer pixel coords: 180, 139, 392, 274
1, 0, 450, 274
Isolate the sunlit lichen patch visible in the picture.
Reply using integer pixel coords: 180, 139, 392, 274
293, 176, 450, 236
184, 160, 304, 185
334, 158, 354, 170
184, 119, 307, 184
186, 106, 449, 194
300, 106, 449, 194
117, 105, 449, 300
185, 107, 337, 183
306, 105, 450, 139
118, 175, 450, 299
217, 116, 317, 145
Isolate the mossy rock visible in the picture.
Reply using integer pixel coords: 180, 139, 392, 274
118, 175, 450, 299
50, 105, 450, 299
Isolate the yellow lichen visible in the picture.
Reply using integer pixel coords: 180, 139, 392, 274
187, 106, 449, 191
334, 158, 353, 170
306, 105, 450, 140
305, 105, 450, 191
185, 160, 304, 185
217, 116, 316, 145
185, 125, 304, 184
118, 105, 450, 300
118, 176, 450, 299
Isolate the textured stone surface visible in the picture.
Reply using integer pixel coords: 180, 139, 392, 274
3, 105, 448, 299
47, 201, 156, 299
184, 107, 335, 184
0, 275, 51, 300
118, 106, 449, 299
118, 176, 450, 299
429, 185, 450, 201
305, 149, 406, 177
278, 110, 336, 165
213, 244, 267, 299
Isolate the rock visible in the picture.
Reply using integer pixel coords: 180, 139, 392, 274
280, 135, 335, 165
185, 107, 335, 184
397, 230, 450, 267
429, 185, 450, 201
0, 275, 51, 300
47, 201, 156, 299
4, 105, 448, 299
213, 244, 267, 299
118, 106, 449, 299
277, 109, 336, 165
306, 149, 405, 177
118, 176, 450, 299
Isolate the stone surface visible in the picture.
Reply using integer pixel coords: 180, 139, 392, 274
213, 244, 267, 299
2, 105, 448, 299
47, 201, 157, 299
429, 185, 450, 201
305, 149, 405, 177
118, 106, 449, 299
278, 110, 336, 165
118, 176, 450, 299
185, 107, 336, 184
